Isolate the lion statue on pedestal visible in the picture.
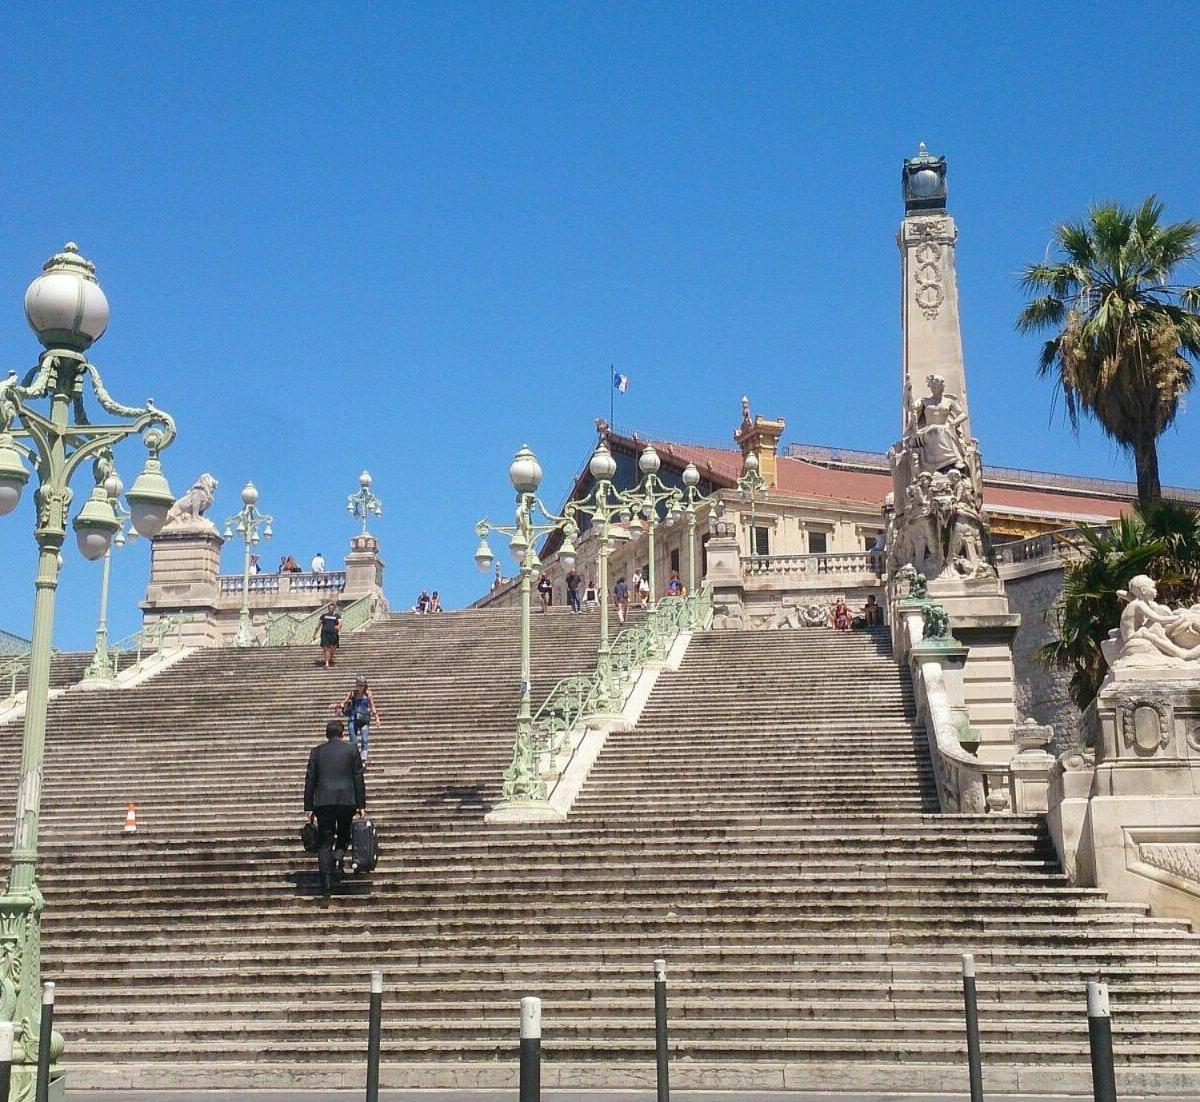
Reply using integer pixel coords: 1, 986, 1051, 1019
163, 473, 219, 531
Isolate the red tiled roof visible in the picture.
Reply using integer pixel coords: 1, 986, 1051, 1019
647, 437, 1128, 521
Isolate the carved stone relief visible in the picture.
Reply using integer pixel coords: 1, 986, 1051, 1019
1116, 697, 1173, 757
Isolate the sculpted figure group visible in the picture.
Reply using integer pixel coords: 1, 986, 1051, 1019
887, 374, 995, 583
1103, 574, 1200, 673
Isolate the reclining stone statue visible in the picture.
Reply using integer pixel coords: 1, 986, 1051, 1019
1101, 574, 1200, 672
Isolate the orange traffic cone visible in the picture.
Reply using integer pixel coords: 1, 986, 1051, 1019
123, 803, 137, 833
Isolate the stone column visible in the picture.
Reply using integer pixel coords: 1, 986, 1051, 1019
343, 534, 386, 602
705, 502, 746, 629
139, 525, 224, 646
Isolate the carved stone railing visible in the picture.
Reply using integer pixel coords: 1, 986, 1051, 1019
218, 570, 346, 596
994, 526, 1110, 568
742, 552, 877, 577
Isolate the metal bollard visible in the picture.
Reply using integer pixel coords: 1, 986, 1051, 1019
653, 957, 670, 1102
0, 1020, 13, 1101
961, 953, 984, 1102
519, 996, 541, 1102
366, 969, 383, 1102
36, 981, 54, 1102
1087, 981, 1117, 1102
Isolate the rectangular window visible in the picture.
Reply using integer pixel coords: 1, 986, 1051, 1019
752, 526, 770, 556
808, 530, 828, 554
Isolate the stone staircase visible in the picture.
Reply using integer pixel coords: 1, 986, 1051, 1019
1, 615, 1199, 1093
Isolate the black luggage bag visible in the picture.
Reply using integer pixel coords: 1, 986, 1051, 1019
350, 816, 378, 872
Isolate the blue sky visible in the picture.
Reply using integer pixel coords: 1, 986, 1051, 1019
1, 2, 1199, 648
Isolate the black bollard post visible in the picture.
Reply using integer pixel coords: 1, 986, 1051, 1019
961, 953, 984, 1102
35, 981, 54, 1102
519, 996, 541, 1102
365, 969, 383, 1102
653, 957, 670, 1102
0, 1020, 13, 1101
1087, 981, 1117, 1102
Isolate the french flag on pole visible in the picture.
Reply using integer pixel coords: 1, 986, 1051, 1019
613, 372, 630, 394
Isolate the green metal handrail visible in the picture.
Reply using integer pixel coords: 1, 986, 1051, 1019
263, 593, 381, 647
524, 588, 713, 777
106, 614, 191, 677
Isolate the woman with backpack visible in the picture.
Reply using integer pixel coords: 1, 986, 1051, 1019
333, 675, 380, 768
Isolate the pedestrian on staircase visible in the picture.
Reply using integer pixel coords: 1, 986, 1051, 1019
303, 719, 367, 898
319, 600, 341, 668
613, 576, 630, 624
334, 676, 380, 768
583, 576, 598, 609
537, 573, 553, 612
565, 568, 582, 613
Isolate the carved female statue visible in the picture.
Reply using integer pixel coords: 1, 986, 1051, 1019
908, 374, 969, 474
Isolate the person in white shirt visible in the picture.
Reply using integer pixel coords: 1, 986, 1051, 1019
311, 553, 326, 574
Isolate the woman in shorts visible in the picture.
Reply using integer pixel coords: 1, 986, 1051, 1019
319, 600, 341, 668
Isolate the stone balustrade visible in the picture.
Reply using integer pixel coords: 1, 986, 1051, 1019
742, 551, 877, 577
217, 571, 346, 596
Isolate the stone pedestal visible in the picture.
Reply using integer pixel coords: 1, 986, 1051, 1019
139, 525, 224, 646
1059, 675, 1200, 926
344, 534, 385, 601
705, 534, 746, 629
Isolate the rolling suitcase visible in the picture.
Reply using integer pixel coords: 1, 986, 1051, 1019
350, 816, 378, 872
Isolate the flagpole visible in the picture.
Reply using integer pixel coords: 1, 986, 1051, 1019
609, 363, 614, 429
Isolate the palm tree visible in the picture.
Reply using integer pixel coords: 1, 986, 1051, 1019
1017, 197, 1200, 506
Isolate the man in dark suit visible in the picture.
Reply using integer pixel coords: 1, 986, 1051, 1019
304, 719, 366, 896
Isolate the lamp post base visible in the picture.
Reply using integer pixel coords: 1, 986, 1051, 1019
233, 612, 254, 648
485, 800, 567, 824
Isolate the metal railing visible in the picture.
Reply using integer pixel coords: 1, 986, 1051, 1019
530, 588, 713, 768
1, 653, 41, 699
263, 592, 382, 647
742, 551, 878, 577
218, 571, 346, 595
106, 614, 192, 678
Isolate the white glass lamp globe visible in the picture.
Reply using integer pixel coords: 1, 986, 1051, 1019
103, 473, 124, 500
589, 444, 617, 482
73, 489, 120, 561
24, 243, 110, 351
744, 452, 759, 473
682, 462, 700, 487
909, 168, 941, 198
126, 458, 174, 538
240, 481, 259, 507
508, 531, 529, 563
0, 437, 30, 516
509, 445, 542, 495
474, 540, 494, 573
638, 446, 661, 475
359, 470, 372, 488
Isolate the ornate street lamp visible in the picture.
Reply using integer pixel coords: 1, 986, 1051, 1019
619, 444, 681, 606
474, 444, 575, 813
563, 441, 625, 657
738, 451, 769, 557
677, 461, 717, 595
82, 456, 135, 684
347, 468, 383, 534
223, 482, 273, 647
0, 242, 177, 1094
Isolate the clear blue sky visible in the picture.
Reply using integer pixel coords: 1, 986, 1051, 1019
2, 2, 1198, 648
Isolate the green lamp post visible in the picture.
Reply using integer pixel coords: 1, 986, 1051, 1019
473, 444, 576, 812
347, 469, 382, 534
677, 461, 717, 595
563, 441, 626, 657
223, 482, 273, 648
82, 455, 135, 685
0, 242, 178, 1096
619, 444, 680, 606
738, 451, 769, 557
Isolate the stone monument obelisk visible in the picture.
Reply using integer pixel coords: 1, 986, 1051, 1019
888, 145, 1020, 763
